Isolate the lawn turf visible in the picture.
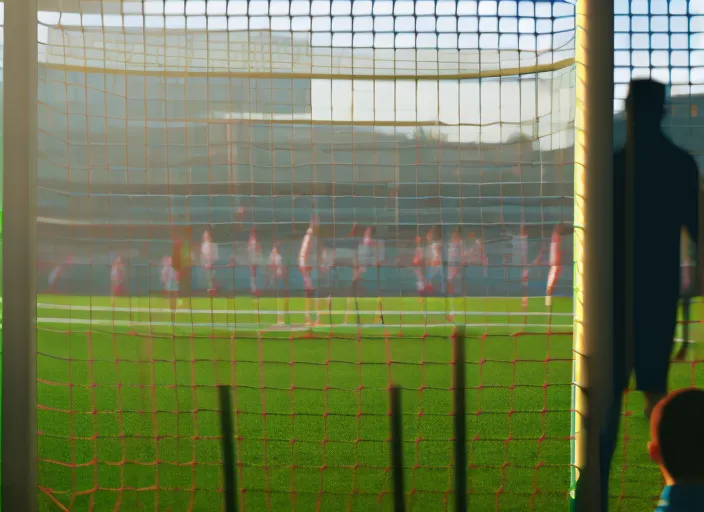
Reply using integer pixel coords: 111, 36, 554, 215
29, 295, 704, 511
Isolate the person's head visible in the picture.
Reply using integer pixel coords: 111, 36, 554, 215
452, 231, 461, 243
203, 230, 211, 242
114, 255, 121, 265
415, 235, 422, 245
648, 388, 704, 485
163, 256, 172, 267
626, 79, 667, 129
364, 227, 373, 238
426, 228, 435, 241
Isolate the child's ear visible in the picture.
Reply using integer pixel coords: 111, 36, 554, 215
648, 440, 662, 464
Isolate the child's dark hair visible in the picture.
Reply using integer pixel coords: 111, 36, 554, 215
651, 388, 704, 482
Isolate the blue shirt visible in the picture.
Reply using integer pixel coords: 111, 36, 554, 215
655, 485, 704, 511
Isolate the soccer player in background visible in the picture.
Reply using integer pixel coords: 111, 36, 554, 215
110, 255, 125, 307
522, 238, 547, 310
648, 389, 704, 511
200, 229, 218, 294
248, 226, 261, 297
48, 254, 72, 294
173, 227, 193, 308
412, 235, 425, 301
268, 244, 286, 325
346, 227, 384, 325
299, 220, 318, 326
599, 79, 701, 512
318, 244, 335, 325
424, 228, 443, 293
161, 255, 179, 320
466, 233, 489, 278
446, 230, 464, 322
545, 223, 566, 313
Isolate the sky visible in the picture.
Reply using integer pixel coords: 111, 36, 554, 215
1, 0, 702, 147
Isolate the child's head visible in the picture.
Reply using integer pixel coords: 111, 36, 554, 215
163, 256, 172, 267
648, 388, 704, 484
203, 230, 211, 242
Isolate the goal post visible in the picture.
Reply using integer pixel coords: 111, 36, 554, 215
571, 0, 614, 510
2, 0, 39, 511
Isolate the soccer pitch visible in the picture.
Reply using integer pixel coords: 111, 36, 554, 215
29, 295, 703, 511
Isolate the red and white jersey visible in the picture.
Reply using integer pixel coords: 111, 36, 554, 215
269, 250, 283, 278
413, 244, 423, 266
111, 262, 124, 284
448, 241, 463, 266
299, 228, 313, 267
201, 241, 218, 268
248, 233, 259, 265
426, 241, 441, 266
549, 228, 561, 266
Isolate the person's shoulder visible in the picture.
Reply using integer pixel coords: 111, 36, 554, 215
657, 484, 704, 511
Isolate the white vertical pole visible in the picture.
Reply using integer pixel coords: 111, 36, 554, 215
573, 0, 614, 510
2, 0, 38, 510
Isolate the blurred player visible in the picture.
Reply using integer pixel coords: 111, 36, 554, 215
466, 233, 489, 277
522, 235, 547, 310
248, 226, 261, 297
299, 220, 318, 325
111, 255, 125, 307
446, 230, 464, 322
346, 227, 384, 325
318, 245, 336, 325
424, 228, 443, 293
545, 223, 566, 312
161, 255, 179, 319
48, 254, 72, 294
412, 235, 425, 302
268, 244, 287, 325
173, 227, 193, 308
200, 229, 219, 294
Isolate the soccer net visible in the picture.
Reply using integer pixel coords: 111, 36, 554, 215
32, 1, 578, 510
19, 0, 692, 510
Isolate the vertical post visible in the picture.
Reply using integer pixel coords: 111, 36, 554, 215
389, 386, 406, 512
2, 0, 38, 510
572, 0, 614, 511
219, 385, 238, 512
453, 326, 467, 512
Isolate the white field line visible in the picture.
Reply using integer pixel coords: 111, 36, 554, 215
31, 317, 574, 330
31, 301, 575, 317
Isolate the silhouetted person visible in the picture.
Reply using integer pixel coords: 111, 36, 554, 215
601, 79, 700, 511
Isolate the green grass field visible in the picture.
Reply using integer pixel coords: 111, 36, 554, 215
29, 295, 704, 511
